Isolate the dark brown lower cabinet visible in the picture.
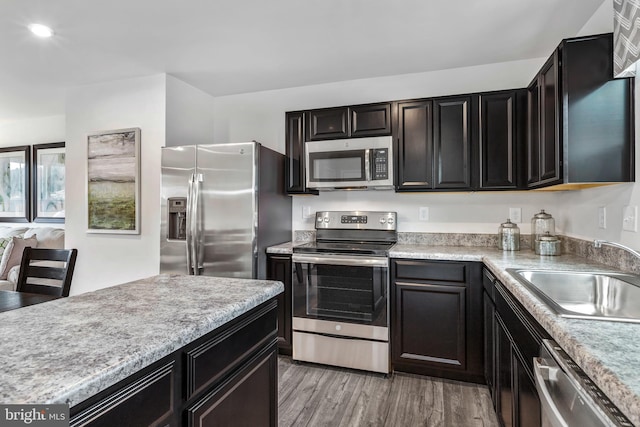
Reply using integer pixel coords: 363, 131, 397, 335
484, 267, 545, 427
186, 343, 278, 427
391, 259, 483, 383
70, 299, 279, 427
266, 254, 292, 355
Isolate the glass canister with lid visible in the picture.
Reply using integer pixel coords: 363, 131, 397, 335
535, 231, 561, 256
531, 209, 555, 243
498, 219, 520, 251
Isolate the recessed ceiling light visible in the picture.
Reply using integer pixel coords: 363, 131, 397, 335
28, 23, 54, 38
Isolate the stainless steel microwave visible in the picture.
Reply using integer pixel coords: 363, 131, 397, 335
305, 136, 394, 190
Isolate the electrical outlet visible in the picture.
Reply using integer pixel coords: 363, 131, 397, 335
419, 207, 429, 221
623, 205, 638, 232
598, 206, 606, 229
509, 207, 522, 223
302, 205, 313, 219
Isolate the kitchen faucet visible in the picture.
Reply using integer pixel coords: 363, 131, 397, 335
593, 240, 640, 261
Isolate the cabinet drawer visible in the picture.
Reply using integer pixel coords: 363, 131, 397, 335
393, 260, 466, 283
71, 362, 175, 427
185, 301, 277, 400
482, 267, 496, 301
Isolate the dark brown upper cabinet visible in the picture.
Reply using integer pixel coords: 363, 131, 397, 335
306, 103, 392, 141
396, 100, 434, 190
527, 33, 634, 189
350, 103, 392, 137
285, 111, 317, 194
286, 102, 392, 194
433, 96, 473, 189
396, 96, 474, 192
307, 107, 349, 140
479, 89, 527, 190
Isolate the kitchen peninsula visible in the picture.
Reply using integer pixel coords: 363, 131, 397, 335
0, 274, 283, 426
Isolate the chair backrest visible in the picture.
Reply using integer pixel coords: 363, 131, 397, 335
16, 248, 78, 297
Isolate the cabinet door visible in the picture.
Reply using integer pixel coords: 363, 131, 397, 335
267, 255, 292, 355
186, 344, 278, 427
433, 96, 472, 189
285, 112, 316, 194
514, 352, 542, 427
393, 281, 466, 371
479, 91, 524, 189
350, 103, 392, 137
484, 292, 496, 402
526, 80, 541, 186
307, 107, 349, 140
538, 52, 561, 185
396, 100, 434, 190
496, 316, 514, 427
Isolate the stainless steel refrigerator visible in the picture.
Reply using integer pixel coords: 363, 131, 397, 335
160, 142, 291, 279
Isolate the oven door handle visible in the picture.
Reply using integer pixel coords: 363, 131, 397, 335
292, 254, 388, 267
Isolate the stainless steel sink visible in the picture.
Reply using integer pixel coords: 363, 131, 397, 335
506, 269, 640, 323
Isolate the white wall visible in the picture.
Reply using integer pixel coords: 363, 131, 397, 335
65, 74, 167, 295
213, 58, 559, 233
165, 75, 215, 147
550, 0, 640, 250
212, 58, 546, 154
0, 115, 65, 145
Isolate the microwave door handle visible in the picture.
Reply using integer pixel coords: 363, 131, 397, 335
365, 149, 371, 182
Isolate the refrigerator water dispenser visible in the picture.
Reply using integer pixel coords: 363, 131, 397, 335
168, 197, 187, 240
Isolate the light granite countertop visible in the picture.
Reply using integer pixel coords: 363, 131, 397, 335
267, 241, 640, 424
390, 244, 640, 425
0, 274, 283, 408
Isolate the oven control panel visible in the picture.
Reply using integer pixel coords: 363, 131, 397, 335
315, 211, 396, 230
341, 215, 367, 224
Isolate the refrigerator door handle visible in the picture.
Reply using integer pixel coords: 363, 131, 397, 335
186, 173, 195, 275
193, 173, 204, 275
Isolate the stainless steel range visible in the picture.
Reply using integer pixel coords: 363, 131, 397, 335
292, 211, 396, 374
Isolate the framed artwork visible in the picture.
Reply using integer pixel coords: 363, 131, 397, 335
86, 128, 140, 234
33, 142, 65, 223
0, 146, 30, 222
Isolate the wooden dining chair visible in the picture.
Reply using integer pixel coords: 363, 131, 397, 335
16, 247, 78, 297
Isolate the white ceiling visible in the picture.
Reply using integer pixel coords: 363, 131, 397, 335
0, 0, 605, 124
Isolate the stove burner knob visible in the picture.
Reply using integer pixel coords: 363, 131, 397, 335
323, 217, 330, 223
379, 218, 387, 224
317, 217, 323, 222
387, 218, 394, 225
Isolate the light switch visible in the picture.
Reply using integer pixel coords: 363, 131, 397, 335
419, 207, 429, 221
623, 205, 638, 232
598, 206, 606, 229
509, 207, 522, 223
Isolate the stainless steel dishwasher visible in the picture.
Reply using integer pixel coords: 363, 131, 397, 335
534, 339, 633, 427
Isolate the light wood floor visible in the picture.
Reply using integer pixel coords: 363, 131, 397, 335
278, 357, 499, 427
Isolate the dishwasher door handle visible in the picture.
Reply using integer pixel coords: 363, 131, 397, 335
534, 357, 569, 427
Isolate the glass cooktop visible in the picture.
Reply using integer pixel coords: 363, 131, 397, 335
293, 241, 395, 256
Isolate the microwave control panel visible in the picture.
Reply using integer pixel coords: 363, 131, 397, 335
372, 149, 388, 180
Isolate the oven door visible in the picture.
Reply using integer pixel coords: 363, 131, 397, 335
291, 253, 388, 327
